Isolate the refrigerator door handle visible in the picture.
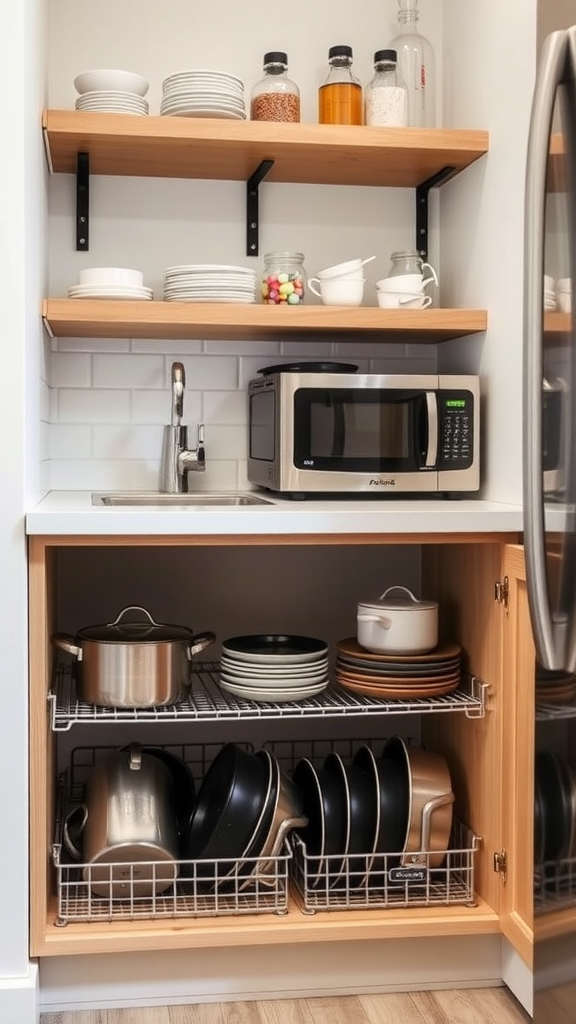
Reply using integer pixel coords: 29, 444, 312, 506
524, 29, 575, 670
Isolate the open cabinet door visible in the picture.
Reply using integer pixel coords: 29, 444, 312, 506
500, 544, 534, 968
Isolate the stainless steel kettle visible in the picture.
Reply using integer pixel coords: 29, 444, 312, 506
63, 743, 180, 898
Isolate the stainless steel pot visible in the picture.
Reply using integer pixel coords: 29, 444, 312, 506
63, 743, 181, 898
52, 605, 215, 708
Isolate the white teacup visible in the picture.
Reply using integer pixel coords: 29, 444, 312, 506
377, 290, 432, 309
308, 276, 365, 306
557, 292, 572, 314
317, 256, 375, 280
377, 273, 437, 292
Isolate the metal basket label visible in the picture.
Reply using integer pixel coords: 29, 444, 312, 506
388, 866, 428, 883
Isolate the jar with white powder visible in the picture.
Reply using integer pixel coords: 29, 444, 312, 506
365, 49, 408, 127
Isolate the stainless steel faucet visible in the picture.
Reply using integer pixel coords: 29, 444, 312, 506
160, 362, 205, 493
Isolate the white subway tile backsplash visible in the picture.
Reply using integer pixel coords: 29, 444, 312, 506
51, 352, 91, 387
204, 424, 246, 461
131, 388, 201, 425
58, 389, 130, 423
56, 337, 131, 353
204, 391, 246, 425
170, 356, 238, 391
193, 460, 239, 492
130, 338, 203, 355
93, 354, 165, 388
51, 459, 161, 491
206, 340, 281, 356
50, 424, 91, 459
92, 425, 164, 460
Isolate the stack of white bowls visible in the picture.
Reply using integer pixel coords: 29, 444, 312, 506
160, 70, 245, 119
68, 267, 153, 301
376, 265, 438, 309
556, 277, 571, 314
73, 70, 150, 116
163, 264, 257, 303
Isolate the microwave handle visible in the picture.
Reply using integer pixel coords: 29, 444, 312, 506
424, 392, 438, 468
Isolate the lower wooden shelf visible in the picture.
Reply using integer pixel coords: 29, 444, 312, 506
42, 299, 488, 343
34, 894, 500, 957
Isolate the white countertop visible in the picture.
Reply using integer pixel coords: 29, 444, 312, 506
25, 491, 524, 537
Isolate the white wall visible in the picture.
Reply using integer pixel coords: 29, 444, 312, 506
0, 0, 45, 1017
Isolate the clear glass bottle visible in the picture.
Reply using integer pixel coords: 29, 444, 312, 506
365, 49, 408, 127
389, 0, 436, 128
262, 251, 306, 305
318, 45, 363, 125
250, 52, 300, 123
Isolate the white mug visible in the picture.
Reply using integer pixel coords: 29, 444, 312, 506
377, 273, 437, 292
317, 256, 375, 280
307, 277, 365, 306
377, 291, 432, 309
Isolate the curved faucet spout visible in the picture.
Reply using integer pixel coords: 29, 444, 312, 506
161, 362, 206, 493
171, 362, 186, 426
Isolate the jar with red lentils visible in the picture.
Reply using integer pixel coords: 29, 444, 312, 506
250, 52, 300, 122
262, 251, 306, 305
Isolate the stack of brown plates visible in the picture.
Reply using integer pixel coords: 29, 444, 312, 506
335, 638, 462, 700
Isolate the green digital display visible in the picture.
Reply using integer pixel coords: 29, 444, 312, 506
446, 399, 466, 408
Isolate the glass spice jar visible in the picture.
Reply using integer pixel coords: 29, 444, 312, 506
250, 52, 300, 122
318, 44, 363, 125
262, 252, 306, 305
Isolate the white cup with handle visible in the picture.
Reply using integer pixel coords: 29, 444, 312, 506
377, 290, 432, 309
377, 273, 437, 292
308, 276, 365, 306
317, 256, 376, 280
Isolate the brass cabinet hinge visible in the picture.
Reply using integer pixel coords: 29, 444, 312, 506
494, 576, 509, 610
493, 849, 507, 882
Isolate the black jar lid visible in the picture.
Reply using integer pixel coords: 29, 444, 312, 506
374, 49, 397, 63
264, 51, 288, 65
329, 45, 353, 59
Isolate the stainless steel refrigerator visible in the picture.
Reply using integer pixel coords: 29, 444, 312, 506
524, 10, 576, 1019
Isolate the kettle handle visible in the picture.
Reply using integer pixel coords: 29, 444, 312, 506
52, 633, 82, 660
63, 804, 88, 861
188, 631, 216, 659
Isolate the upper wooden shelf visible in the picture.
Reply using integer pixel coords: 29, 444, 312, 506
42, 110, 489, 188
42, 299, 488, 343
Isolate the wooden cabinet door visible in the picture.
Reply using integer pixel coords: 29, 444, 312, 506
500, 543, 534, 968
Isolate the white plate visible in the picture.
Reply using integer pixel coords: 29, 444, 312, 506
164, 294, 256, 303
220, 643, 329, 666
220, 669, 329, 688
75, 105, 148, 116
161, 87, 244, 99
220, 665, 329, 683
164, 264, 256, 275
160, 100, 244, 111
69, 285, 153, 297
218, 678, 329, 703
76, 101, 149, 111
163, 70, 244, 87
160, 108, 246, 120
68, 287, 153, 300
220, 655, 329, 675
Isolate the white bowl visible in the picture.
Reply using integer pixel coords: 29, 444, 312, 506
377, 290, 431, 309
78, 267, 144, 287
74, 70, 149, 96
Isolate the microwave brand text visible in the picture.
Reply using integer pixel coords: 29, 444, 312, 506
369, 478, 396, 487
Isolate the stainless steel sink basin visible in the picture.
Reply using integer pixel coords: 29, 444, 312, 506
92, 492, 273, 507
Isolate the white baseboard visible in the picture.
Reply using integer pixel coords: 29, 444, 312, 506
40, 936, 504, 1012
501, 939, 533, 1015
0, 963, 39, 1023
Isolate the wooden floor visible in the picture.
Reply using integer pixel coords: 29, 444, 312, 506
41, 987, 530, 1024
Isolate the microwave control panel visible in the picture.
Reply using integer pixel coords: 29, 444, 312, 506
438, 391, 474, 469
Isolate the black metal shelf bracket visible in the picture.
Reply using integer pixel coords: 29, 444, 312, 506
76, 152, 90, 251
246, 159, 275, 257
415, 165, 456, 260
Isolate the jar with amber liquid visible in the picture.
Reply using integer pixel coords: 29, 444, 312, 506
318, 45, 363, 125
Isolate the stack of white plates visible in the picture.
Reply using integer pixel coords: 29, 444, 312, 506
75, 91, 149, 115
163, 264, 257, 303
219, 634, 330, 704
160, 69, 245, 119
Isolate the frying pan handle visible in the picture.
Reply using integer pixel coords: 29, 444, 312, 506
63, 804, 88, 860
188, 631, 216, 658
420, 792, 455, 852
52, 633, 82, 659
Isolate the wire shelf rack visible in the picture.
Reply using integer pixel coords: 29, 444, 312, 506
48, 662, 487, 731
534, 855, 576, 914
290, 819, 479, 913
536, 700, 576, 722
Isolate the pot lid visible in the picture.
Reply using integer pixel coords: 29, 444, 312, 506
258, 361, 359, 375
358, 586, 438, 612
78, 606, 193, 643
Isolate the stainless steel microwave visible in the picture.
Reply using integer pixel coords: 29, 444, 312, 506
247, 371, 480, 498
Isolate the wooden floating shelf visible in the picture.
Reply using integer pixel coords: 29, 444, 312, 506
42, 110, 489, 189
42, 299, 488, 343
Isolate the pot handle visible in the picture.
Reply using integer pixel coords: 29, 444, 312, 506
52, 633, 83, 659
63, 804, 88, 861
188, 631, 216, 658
107, 606, 160, 628
379, 585, 419, 604
357, 614, 391, 628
